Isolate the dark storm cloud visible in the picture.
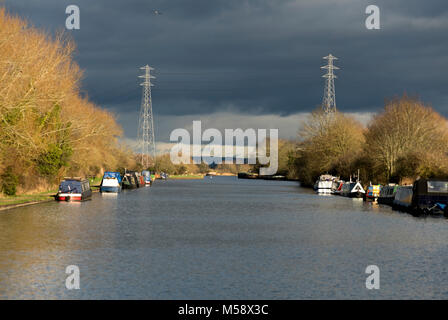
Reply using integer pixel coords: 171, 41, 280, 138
4, 0, 448, 136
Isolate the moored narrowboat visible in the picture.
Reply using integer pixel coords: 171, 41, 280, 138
137, 173, 145, 187
122, 172, 138, 189
392, 186, 413, 211
142, 170, 152, 185
332, 180, 344, 195
129, 171, 145, 188
340, 181, 365, 198
364, 185, 381, 202
126, 171, 143, 188
378, 184, 398, 205
56, 178, 92, 201
237, 172, 258, 179
100, 172, 122, 193
411, 179, 448, 216
314, 174, 336, 194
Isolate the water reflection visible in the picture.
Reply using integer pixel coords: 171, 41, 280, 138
100, 193, 118, 199
0, 177, 447, 299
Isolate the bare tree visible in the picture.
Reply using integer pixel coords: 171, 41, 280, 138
365, 95, 448, 180
295, 109, 365, 185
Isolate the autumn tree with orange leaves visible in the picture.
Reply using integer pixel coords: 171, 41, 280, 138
0, 9, 136, 194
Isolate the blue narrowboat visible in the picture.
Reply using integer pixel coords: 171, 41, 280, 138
56, 178, 92, 201
100, 172, 122, 193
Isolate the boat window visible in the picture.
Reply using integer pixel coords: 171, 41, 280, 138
104, 172, 120, 180
60, 181, 81, 193
427, 181, 448, 193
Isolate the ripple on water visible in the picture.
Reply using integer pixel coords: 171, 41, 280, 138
0, 177, 447, 299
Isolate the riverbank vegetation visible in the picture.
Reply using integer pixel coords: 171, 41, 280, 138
290, 95, 448, 186
0, 9, 136, 195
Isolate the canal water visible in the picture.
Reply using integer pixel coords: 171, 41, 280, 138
0, 176, 447, 299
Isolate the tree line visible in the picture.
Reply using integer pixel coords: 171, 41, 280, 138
290, 95, 448, 186
2, 9, 446, 195
0, 9, 136, 195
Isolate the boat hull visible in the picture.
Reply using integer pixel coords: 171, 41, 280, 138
378, 196, 394, 205
55, 192, 91, 202
346, 192, 364, 198
317, 188, 332, 194
122, 183, 137, 189
392, 186, 413, 213
122, 173, 139, 189
364, 195, 377, 202
100, 186, 121, 193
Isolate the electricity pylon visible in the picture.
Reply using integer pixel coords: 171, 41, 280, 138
321, 54, 339, 114
137, 65, 156, 168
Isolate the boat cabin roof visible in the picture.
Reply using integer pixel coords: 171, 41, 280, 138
62, 178, 88, 183
59, 179, 90, 193
414, 179, 448, 195
103, 172, 122, 183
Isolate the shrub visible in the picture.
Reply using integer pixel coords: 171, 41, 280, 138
176, 165, 187, 175
36, 143, 72, 177
1, 166, 19, 196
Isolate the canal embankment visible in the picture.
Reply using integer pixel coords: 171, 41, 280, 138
0, 176, 103, 211
0, 193, 55, 211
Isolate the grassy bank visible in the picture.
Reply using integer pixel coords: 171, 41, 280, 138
0, 176, 102, 210
0, 191, 56, 210
88, 177, 102, 191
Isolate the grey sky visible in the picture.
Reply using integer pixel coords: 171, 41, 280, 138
4, 0, 448, 143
